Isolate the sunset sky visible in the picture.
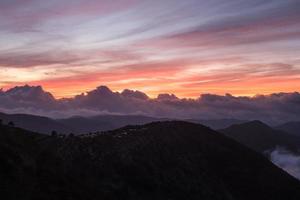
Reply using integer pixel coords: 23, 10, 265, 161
1, 0, 300, 98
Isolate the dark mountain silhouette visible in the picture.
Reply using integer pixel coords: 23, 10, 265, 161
0, 112, 71, 134
1, 121, 300, 200
276, 121, 300, 136
57, 115, 163, 134
188, 118, 247, 129
0, 112, 164, 134
0, 111, 250, 135
220, 120, 300, 153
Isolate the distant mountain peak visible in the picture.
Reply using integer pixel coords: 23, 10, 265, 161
221, 119, 300, 154
230, 120, 271, 130
246, 120, 270, 126
276, 121, 300, 136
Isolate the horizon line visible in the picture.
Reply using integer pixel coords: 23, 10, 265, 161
1, 84, 299, 101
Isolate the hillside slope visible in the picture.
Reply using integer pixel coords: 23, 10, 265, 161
0, 112, 163, 134
220, 120, 300, 153
57, 114, 162, 134
1, 121, 300, 200
187, 118, 247, 129
276, 121, 300, 136
0, 112, 71, 134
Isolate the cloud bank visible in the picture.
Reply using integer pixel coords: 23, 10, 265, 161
0, 85, 300, 124
270, 147, 300, 180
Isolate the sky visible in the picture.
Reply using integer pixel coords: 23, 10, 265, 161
0, 0, 300, 98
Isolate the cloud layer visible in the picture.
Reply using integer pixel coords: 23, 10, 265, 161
270, 147, 300, 180
1, 85, 300, 125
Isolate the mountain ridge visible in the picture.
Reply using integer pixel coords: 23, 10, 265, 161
1, 121, 300, 199
276, 121, 300, 136
0, 111, 252, 134
220, 120, 300, 153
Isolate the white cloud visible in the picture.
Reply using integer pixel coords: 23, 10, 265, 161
270, 147, 300, 180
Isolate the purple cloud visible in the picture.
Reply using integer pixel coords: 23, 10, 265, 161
1, 85, 300, 125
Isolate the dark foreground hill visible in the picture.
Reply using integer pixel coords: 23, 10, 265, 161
1, 121, 300, 200
220, 120, 300, 154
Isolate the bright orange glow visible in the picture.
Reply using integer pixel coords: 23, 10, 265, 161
2, 64, 298, 99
